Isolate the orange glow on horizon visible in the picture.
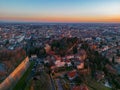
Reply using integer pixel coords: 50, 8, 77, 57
0, 15, 120, 23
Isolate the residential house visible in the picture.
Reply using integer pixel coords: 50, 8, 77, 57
67, 70, 77, 80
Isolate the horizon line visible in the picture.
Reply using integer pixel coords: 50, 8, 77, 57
0, 21, 120, 24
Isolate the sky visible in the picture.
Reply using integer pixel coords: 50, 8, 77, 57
0, 0, 120, 23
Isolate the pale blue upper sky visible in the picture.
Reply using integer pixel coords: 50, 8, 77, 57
0, 0, 120, 22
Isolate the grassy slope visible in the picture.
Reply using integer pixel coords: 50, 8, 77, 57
13, 61, 34, 90
25, 71, 52, 90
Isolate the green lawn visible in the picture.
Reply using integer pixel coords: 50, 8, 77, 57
25, 71, 52, 90
13, 61, 34, 90
66, 66, 73, 71
24, 79, 32, 90
86, 78, 112, 90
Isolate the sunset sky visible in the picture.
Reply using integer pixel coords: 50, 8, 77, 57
0, 0, 120, 23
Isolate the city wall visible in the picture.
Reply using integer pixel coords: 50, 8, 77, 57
0, 57, 30, 90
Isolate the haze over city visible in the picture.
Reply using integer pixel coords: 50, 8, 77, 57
0, 0, 120, 23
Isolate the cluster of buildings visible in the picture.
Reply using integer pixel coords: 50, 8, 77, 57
0, 23, 120, 89
44, 49, 87, 70
44, 44, 90, 90
0, 23, 120, 50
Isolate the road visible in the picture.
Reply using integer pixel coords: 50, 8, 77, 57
49, 74, 56, 90
55, 79, 63, 90
66, 42, 77, 53
102, 45, 120, 53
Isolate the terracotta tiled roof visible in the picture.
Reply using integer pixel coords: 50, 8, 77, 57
72, 85, 89, 90
67, 70, 77, 78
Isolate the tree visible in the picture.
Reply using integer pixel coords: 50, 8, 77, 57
112, 56, 115, 64
37, 47, 46, 58
5, 40, 9, 46
116, 49, 120, 56
73, 46, 78, 54
116, 41, 119, 46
